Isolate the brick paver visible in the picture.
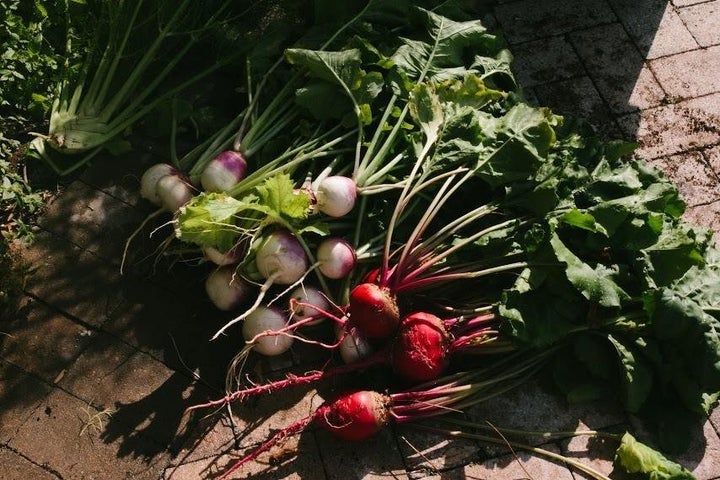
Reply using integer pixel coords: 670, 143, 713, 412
570, 22, 667, 113
8, 388, 170, 480
610, 0, 698, 59
651, 45, 720, 99
3, 1, 720, 479
677, 1, 720, 48
0, 446, 60, 480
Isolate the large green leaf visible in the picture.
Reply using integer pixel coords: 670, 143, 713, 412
607, 335, 654, 413
254, 173, 312, 224
550, 230, 630, 308
175, 193, 245, 251
474, 104, 558, 188
614, 432, 696, 480
285, 48, 362, 87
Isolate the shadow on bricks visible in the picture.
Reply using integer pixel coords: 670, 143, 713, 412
493, 0, 673, 140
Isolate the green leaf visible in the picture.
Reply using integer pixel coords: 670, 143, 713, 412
285, 48, 362, 89
295, 81, 350, 120
415, 7, 500, 69
436, 73, 505, 109
614, 432, 696, 480
475, 104, 558, 188
559, 209, 608, 235
645, 285, 720, 415
607, 335, 654, 413
390, 8, 502, 85
550, 230, 630, 308
409, 82, 443, 143
255, 173, 311, 224
175, 193, 245, 251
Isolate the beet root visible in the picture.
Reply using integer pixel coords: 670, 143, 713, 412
392, 312, 450, 383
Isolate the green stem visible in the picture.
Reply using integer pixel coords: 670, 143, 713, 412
410, 424, 613, 480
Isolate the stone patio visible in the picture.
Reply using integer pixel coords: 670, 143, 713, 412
2, 0, 720, 478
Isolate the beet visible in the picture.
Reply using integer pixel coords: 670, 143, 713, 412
349, 283, 400, 339
315, 390, 390, 441
392, 312, 449, 383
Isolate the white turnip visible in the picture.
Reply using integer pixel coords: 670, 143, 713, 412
255, 229, 309, 285
289, 286, 331, 326
317, 237, 356, 279
205, 265, 252, 311
156, 174, 194, 212
200, 150, 248, 192
203, 245, 243, 266
140, 163, 176, 206
242, 306, 294, 356
315, 176, 357, 217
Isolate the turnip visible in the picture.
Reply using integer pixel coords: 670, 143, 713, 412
156, 174, 194, 212
317, 237, 356, 279
289, 286, 331, 326
205, 265, 252, 311
140, 163, 176, 206
337, 325, 373, 364
348, 282, 400, 339
200, 150, 248, 192
315, 175, 357, 217
255, 229, 309, 285
203, 245, 243, 266
209, 229, 310, 341
242, 306, 294, 356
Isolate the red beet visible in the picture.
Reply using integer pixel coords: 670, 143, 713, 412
315, 390, 390, 441
392, 312, 450, 383
349, 283, 400, 339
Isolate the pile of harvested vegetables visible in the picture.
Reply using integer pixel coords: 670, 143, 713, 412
30, 1, 719, 479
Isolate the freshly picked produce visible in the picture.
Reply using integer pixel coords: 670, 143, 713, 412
114, 1, 720, 478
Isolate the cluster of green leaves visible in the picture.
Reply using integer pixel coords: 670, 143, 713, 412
0, 0, 89, 161
1, 0, 64, 118
0, 159, 49, 242
175, 174, 316, 253
485, 119, 720, 456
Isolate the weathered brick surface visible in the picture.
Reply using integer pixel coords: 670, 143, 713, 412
570, 23, 667, 113
20, 231, 126, 326
650, 45, 720, 99
0, 360, 53, 444
533, 76, 621, 138
0, 446, 60, 480
39, 180, 149, 262
463, 444, 575, 480
610, 0, 698, 59
494, 0, 616, 44
677, 1, 720, 48
8, 388, 170, 480
618, 92, 720, 159
0, 298, 92, 384
508, 36, 584, 88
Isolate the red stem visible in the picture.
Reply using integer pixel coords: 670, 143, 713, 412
186, 349, 391, 413
218, 414, 316, 479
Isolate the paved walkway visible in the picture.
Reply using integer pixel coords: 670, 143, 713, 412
2, 0, 720, 478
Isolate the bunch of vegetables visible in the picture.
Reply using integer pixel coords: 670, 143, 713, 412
38, 0, 719, 478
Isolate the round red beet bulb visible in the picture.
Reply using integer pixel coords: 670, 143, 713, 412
392, 312, 450, 383
315, 390, 390, 441
349, 283, 400, 339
